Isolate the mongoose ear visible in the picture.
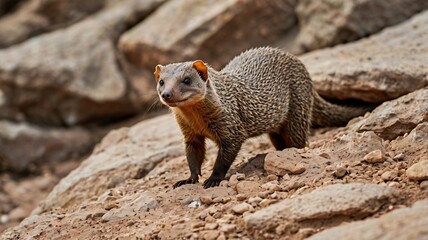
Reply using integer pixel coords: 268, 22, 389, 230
154, 64, 163, 80
192, 60, 208, 81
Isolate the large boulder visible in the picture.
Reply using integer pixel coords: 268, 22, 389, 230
301, 10, 428, 103
351, 89, 428, 140
0, 0, 112, 48
119, 0, 296, 70
0, 0, 165, 126
0, 120, 94, 172
295, 0, 428, 52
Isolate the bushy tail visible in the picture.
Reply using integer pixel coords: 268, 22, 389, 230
311, 91, 373, 127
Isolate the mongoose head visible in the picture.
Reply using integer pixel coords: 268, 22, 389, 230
154, 60, 209, 107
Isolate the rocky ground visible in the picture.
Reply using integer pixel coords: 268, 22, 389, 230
0, 0, 428, 239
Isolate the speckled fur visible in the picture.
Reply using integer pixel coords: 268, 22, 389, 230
155, 47, 368, 188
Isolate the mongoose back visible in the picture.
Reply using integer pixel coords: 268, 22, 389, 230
154, 47, 369, 188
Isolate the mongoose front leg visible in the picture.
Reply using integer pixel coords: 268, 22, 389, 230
173, 136, 205, 188
203, 140, 241, 188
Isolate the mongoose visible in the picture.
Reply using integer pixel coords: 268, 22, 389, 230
154, 47, 369, 188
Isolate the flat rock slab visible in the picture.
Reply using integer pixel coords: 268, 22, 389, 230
37, 114, 183, 212
301, 10, 428, 103
245, 183, 398, 233
295, 0, 428, 52
351, 89, 428, 140
308, 200, 428, 240
119, 0, 296, 70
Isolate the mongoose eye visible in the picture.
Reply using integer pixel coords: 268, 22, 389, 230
183, 78, 191, 85
159, 80, 164, 86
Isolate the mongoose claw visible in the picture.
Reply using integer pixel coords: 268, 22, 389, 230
173, 177, 198, 189
203, 176, 223, 188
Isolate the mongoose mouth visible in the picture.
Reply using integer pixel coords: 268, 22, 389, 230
162, 97, 194, 107
162, 95, 204, 107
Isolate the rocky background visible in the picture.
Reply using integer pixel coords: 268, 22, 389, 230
0, 0, 427, 239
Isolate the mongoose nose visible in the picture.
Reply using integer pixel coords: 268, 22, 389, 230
162, 92, 171, 99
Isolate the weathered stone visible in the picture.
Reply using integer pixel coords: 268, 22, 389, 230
0, 0, 164, 126
0, 0, 114, 48
232, 203, 252, 215
38, 114, 183, 212
101, 192, 158, 222
406, 160, 428, 181
333, 166, 347, 178
327, 131, 385, 163
245, 183, 398, 232
363, 150, 385, 163
308, 200, 428, 240
119, 0, 296, 71
351, 89, 428, 140
235, 181, 261, 196
295, 0, 428, 52
301, 11, 428, 103
381, 170, 398, 181
265, 150, 307, 176
0, 120, 94, 172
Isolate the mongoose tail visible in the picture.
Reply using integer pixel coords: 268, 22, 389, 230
311, 91, 373, 127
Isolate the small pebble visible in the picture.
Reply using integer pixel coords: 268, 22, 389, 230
104, 202, 118, 211
202, 230, 220, 240
232, 203, 252, 214
257, 191, 270, 199
406, 160, 428, 181
388, 181, 400, 188
248, 196, 263, 204
333, 166, 347, 178
259, 199, 274, 207
393, 153, 404, 160
200, 195, 213, 205
205, 223, 218, 230
219, 224, 236, 233
420, 180, 428, 190
266, 175, 278, 181
363, 150, 385, 163
236, 194, 246, 201
188, 200, 201, 208
0, 215, 9, 224
381, 170, 398, 181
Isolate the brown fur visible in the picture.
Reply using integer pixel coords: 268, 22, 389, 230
154, 47, 370, 188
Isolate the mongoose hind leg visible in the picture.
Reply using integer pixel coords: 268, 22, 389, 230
203, 140, 242, 188
269, 132, 287, 150
173, 136, 205, 188
283, 103, 311, 149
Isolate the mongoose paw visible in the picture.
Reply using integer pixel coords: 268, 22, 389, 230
203, 176, 224, 188
173, 177, 198, 189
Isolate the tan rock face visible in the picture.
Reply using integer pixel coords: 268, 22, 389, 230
0, 0, 164, 126
119, 0, 296, 70
296, 0, 428, 52
301, 10, 428, 103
